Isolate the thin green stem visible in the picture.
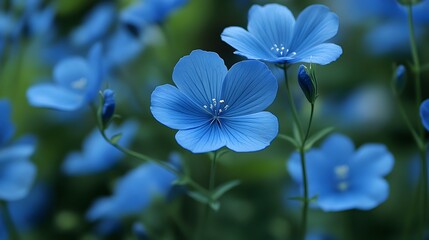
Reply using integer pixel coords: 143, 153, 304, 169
1, 201, 19, 240
298, 148, 308, 240
209, 151, 218, 191
407, 3, 427, 235
284, 64, 303, 138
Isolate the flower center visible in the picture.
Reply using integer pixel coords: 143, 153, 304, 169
71, 78, 88, 90
203, 98, 229, 124
270, 44, 296, 58
334, 164, 349, 192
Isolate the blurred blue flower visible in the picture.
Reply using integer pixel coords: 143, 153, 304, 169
420, 99, 429, 131
0, 100, 37, 201
221, 4, 342, 65
86, 161, 177, 224
133, 222, 148, 240
151, 50, 279, 153
104, 28, 146, 68
27, 43, 104, 111
62, 120, 138, 175
70, 3, 116, 48
287, 133, 394, 211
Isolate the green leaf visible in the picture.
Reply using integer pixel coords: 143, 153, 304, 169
277, 134, 299, 149
309, 195, 319, 203
288, 196, 306, 202
209, 201, 221, 211
172, 176, 189, 186
110, 133, 123, 144
304, 127, 335, 151
212, 180, 241, 200
187, 191, 211, 204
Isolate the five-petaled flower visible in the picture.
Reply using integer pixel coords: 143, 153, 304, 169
27, 43, 103, 111
221, 4, 342, 65
151, 50, 279, 153
287, 133, 394, 211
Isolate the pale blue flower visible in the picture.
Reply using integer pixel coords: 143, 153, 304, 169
62, 120, 138, 175
0, 100, 37, 202
27, 43, 104, 111
287, 134, 394, 211
151, 50, 279, 153
221, 4, 342, 65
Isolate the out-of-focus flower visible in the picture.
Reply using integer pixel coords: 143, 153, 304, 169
62, 120, 138, 175
27, 43, 104, 111
0, 100, 37, 201
133, 222, 148, 240
420, 99, 429, 131
221, 4, 342, 65
151, 50, 278, 153
86, 161, 177, 225
287, 133, 394, 211
70, 3, 116, 48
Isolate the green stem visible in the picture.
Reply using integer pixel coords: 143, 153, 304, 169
407, 3, 427, 235
0, 201, 19, 240
284, 64, 303, 138
209, 151, 218, 191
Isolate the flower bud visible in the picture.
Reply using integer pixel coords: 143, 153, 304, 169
392, 65, 407, 95
297, 65, 318, 104
101, 89, 115, 126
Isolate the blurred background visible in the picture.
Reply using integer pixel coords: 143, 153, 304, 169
1, 0, 429, 239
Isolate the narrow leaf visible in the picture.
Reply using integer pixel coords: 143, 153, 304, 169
110, 133, 123, 144
304, 127, 335, 151
212, 180, 241, 200
278, 134, 299, 149
292, 123, 302, 146
187, 191, 211, 204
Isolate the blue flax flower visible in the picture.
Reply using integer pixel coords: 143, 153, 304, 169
27, 43, 103, 111
420, 99, 429, 131
62, 120, 138, 175
221, 4, 342, 65
151, 50, 278, 153
0, 100, 37, 201
287, 134, 394, 211
86, 162, 177, 221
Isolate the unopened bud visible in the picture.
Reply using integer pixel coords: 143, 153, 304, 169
392, 65, 407, 95
297, 65, 318, 104
101, 89, 115, 126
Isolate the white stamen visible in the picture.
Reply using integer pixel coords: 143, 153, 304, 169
71, 78, 87, 90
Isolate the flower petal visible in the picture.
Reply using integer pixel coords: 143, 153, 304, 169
53, 57, 90, 91
290, 5, 339, 53
151, 84, 210, 130
172, 50, 227, 107
175, 123, 225, 153
221, 60, 277, 116
0, 100, 14, 145
420, 99, 429, 131
221, 26, 274, 61
0, 137, 36, 162
247, 4, 295, 56
0, 160, 36, 201
222, 112, 278, 152
320, 134, 354, 164
86, 43, 104, 101
288, 43, 342, 65
27, 84, 84, 111
351, 144, 394, 177
26, 83, 85, 111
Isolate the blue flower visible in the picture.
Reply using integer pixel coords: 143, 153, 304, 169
86, 162, 177, 221
287, 134, 394, 211
151, 50, 279, 153
0, 100, 37, 201
101, 89, 116, 125
221, 4, 342, 65
27, 43, 104, 111
420, 99, 429, 131
62, 120, 138, 175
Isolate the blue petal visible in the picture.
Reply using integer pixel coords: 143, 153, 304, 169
26, 84, 85, 111
86, 197, 114, 221
221, 60, 277, 116
175, 122, 225, 153
86, 43, 104, 101
0, 160, 36, 201
53, 57, 90, 92
105, 28, 145, 68
351, 144, 394, 177
288, 43, 342, 65
0, 139, 36, 162
172, 50, 227, 107
247, 4, 295, 57
320, 134, 354, 164
0, 100, 14, 145
420, 99, 429, 131
221, 26, 273, 61
70, 3, 115, 47
222, 112, 278, 152
151, 84, 210, 130
290, 5, 339, 53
